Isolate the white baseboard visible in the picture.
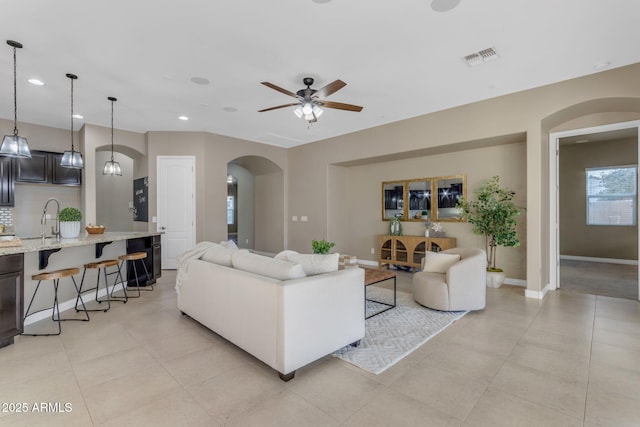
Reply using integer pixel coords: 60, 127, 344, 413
525, 283, 551, 300
358, 259, 378, 267
504, 278, 526, 287
560, 255, 638, 266
23, 281, 126, 326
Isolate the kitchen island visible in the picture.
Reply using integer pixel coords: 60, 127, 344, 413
0, 231, 162, 348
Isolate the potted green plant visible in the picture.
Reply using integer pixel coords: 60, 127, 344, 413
59, 207, 82, 239
311, 239, 335, 254
456, 176, 521, 288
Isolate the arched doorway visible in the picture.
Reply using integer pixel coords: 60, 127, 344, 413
227, 156, 284, 253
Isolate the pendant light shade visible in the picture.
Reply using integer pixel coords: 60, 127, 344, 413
61, 73, 83, 169
103, 96, 122, 176
1, 40, 31, 158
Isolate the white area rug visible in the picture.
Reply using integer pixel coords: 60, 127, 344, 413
333, 289, 467, 374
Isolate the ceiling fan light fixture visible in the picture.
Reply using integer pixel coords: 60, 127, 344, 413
312, 105, 323, 118
302, 102, 313, 115
293, 106, 303, 118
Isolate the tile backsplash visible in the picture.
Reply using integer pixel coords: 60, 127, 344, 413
0, 207, 13, 232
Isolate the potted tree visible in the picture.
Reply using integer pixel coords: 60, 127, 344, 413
59, 207, 82, 238
456, 176, 521, 288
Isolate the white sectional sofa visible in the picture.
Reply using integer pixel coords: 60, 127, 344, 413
176, 242, 365, 381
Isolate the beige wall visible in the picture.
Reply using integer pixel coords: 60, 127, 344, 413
560, 138, 638, 259
341, 142, 527, 279
146, 132, 288, 245
289, 63, 640, 293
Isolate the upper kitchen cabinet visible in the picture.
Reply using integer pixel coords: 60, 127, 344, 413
0, 157, 15, 206
16, 150, 81, 186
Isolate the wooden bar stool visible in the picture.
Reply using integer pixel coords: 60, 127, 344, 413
76, 259, 126, 312
118, 252, 153, 298
23, 267, 89, 336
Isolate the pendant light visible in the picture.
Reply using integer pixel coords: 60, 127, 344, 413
103, 96, 121, 176
60, 73, 83, 169
0, 40, 31, 158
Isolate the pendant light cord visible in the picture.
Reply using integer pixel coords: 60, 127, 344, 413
70, 77, 74, 151
110, 99, 115, 162
12, 45, 18, 136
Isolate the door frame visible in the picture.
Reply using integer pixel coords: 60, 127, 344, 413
549, 120, 640, 299
157, 155, 196, 269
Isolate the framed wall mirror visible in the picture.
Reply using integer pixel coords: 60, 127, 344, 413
382, 181, 405, 220
435, 175, 466, 221
407, 179, 432, 221
382, 175, 465, 222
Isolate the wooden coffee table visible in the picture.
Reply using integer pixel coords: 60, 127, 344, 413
363, 268, 396, 319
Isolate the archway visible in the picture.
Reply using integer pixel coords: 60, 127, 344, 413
95, 144, 144, 231
543, 97, 640, 300
227, 156, 284, 253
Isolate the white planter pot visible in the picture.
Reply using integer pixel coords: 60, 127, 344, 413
486, 270, 506, 288
59, 221, 81, 239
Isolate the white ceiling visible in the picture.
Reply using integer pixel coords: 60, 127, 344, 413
2, 0, 640, 148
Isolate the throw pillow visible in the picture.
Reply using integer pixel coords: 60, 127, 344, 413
231, 250, 306, 280
422, 251, 461, 274
286, 252, 340, 276
200, 244, 238, 267
274, 250, 299, 261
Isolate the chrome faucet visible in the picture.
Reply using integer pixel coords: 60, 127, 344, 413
41, 198, 60, 241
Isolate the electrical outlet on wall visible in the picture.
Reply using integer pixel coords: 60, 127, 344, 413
370, 247, 375, 255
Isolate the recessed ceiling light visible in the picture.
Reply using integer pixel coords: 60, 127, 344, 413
463, 47, 499, 67
72, 114, 83, 119
28, 78, 45, 86
223, 107, 238, 113
178, 115, 189, 121
190, 76, 210, 85
431, 0, 461, 12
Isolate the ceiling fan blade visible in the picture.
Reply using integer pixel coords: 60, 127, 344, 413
260, 82, 299, 98
318, 100, 363, 112
315, 79, 347, 98
258, 103, 300, 112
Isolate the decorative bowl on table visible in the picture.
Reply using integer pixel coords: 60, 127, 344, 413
86, 225, 106, 234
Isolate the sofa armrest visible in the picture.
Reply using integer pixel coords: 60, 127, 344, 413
446, 254, 486, 310
276, 267, 365, 374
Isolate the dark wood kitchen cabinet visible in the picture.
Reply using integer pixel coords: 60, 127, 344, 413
0, 157, 15, 207
0, 254, 23, 348
16, 150, 81, 186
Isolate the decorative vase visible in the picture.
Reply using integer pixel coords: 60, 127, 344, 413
59, 221, 81, 239
389, 217, 402, 236
486, 270, 506, 288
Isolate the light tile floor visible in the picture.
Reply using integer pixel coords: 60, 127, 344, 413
1, 269, 639, 426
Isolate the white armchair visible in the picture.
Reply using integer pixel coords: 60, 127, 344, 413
412, 248, 487, 311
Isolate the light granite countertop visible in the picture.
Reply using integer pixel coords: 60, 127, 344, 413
0, 231, 162, 256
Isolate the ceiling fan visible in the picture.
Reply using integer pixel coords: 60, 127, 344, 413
259, 77, 363, 123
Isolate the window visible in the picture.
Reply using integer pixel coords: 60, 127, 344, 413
227, 196, 235, 225
586, 165, 637, 225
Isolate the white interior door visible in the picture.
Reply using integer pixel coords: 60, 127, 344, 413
157, 156, 195, 269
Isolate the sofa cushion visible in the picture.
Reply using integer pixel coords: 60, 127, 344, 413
219, 240, 239, 250
232, 250, 306, 280
422, 251, 461, 274
274, 250, 340, 276
200, 244, 238, 267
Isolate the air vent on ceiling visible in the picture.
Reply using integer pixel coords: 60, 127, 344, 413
463, 47, 499, 67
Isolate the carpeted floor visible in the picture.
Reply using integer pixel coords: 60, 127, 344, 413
559, 259, 638, 300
